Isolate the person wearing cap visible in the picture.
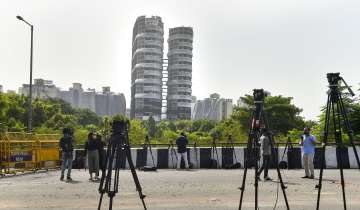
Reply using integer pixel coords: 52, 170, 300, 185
176, 132, 189, 169
299, 127, 319, 179
60, 128, 74, 181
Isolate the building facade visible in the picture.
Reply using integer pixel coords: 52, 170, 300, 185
20, 79, 60, 99
166, 27, 193, 120
20, 79, 126, 117
131, 16, 164, 121
192, 93, 233, 122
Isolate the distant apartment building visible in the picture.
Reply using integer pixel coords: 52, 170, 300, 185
59, 83, 96, 111
0, 85, 3, 93
20, 79, 126, 117
166, 27, 193, 120
20, 79, 60, 99
192, 93, 233, 122
94, 87, 126, 117
131, 16, 164, 121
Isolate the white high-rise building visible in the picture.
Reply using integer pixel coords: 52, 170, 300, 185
167, 27, 193, 120
131, 16, 164, 121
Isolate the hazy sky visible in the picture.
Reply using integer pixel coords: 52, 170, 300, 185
1, 0, 360, 120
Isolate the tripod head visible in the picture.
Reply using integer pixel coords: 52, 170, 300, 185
253, 89, 267, 103
251, 89, 269, 132
111, 119, 130, 145
327, 73, 355, 96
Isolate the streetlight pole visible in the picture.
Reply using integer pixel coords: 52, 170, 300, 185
16, 15, 34, 133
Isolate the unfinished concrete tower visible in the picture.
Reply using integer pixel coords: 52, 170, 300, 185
167, 27, 193, 120
131, 16, 164, 121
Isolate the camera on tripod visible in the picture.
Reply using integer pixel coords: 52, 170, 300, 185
253, 89, 267, 102
98, 118, 147, 210
326, 72, 355, 96
327, 72, 341, 86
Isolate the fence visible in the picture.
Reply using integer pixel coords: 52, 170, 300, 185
0, 132, 60, 175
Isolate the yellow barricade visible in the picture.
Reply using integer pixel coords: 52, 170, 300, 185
0, 132, 60, 175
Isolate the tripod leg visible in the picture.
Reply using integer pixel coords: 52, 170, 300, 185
335, 101, 347, 210
338, 94, 360, 169
109, 196, 114, 210
124, 145, 147, 210
148, 145, 156, 167
337, 143, 347, 210
316, 94, 332, 210
316, 144, 326, 210
98, 145, 111, 210
238, 166, 248, 210
254, 157, 259, 210
274, 157, 290, 210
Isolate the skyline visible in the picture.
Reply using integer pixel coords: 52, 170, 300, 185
1, 0, 360, 120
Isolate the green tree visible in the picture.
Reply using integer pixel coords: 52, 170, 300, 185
74, 108, 102, 126
128, 119, 146, 145
192, 119, 217, 132
145, 115, 156, 138
232, 94, 305, 135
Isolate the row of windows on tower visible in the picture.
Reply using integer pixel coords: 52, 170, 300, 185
168, 46, 193, 51
132, 60, 162, 67
169, 30, 193, 36
169, 38, 192, 43
167, 91, 191, 96
168, 99, 192, 103
135, 27, 163, 34
132, 44, 163, 51
167, 69, 192, 73
168, 76, 191, 81
169, 61, 192, 65
133, 51, 162, 57
168, 53, 192, 58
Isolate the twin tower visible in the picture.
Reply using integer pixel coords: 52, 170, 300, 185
131, 16, 193, 121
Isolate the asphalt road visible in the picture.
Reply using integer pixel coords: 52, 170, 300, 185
1, 169, 360, 210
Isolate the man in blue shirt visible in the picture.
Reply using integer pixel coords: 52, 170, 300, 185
176, 132, 189, 169
299, 127, 319, 179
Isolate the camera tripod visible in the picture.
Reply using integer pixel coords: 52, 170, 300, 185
168, 141, 178, 169
316, 73, 360, 210
98, 120, 147, 210
238, 89, 290, 210
226, 135, 239, 164
143, 135, 156, 168
210, 137, 220, 168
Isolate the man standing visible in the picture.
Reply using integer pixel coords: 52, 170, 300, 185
85, 132, 99, 181
258, 128, 272, 181
60, 128, 74, 181
300, 127, 319, 179
176, 132, 189, 169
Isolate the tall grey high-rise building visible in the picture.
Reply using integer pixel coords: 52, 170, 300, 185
131, 16, 164, 121
167, 27, 193, 120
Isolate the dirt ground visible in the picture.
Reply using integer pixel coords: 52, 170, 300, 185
1, 169, 360, 210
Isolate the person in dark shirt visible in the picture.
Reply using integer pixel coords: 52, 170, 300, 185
96, 134, 106, 175
176, 132, 189, 169
60, 128, 74, 181
85, 132, 99, 181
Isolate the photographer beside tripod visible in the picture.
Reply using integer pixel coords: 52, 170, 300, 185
257, 128, 272, 181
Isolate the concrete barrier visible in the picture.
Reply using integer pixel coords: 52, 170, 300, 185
72, 146, 360, 169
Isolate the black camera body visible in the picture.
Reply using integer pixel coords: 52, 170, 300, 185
327, 72, 341, 86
